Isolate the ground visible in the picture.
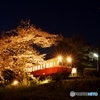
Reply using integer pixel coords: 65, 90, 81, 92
0, 78, 100, 100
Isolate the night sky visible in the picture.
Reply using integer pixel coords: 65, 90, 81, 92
0, 0, 100, 47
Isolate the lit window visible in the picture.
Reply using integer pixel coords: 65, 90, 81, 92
44, 63, 46, 68
38, 65, 40, 70
57, 61, 59, 65
54, 62, 55, 66
34, 66, 37, 70
46, 63, 49, 68
40, 65, 42, 69
50, 62, 53, 67
33, 67, 34, 71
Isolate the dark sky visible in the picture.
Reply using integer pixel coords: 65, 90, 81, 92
0, 0, 100, 47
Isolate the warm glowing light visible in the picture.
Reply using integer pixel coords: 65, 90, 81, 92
66, 57, 72, 63
46, 63, 49, 68
50, 62, 53, 67
71, 68, 77, 74
12, 80, 19, 85
58, 56, 62, 62
71, 67, 77, 76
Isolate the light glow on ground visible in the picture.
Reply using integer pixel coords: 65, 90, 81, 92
12, 80, 19, 85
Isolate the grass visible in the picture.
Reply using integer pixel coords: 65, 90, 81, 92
0, 78, 100, 100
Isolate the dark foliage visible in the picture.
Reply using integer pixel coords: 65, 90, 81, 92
83, 68, 100, 78
1, 69, 16, 84
53, 35, 93, 69
52, 73, 69, 82
0, 79, 100, 100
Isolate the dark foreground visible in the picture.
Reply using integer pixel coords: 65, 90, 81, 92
0, 79, 100, 100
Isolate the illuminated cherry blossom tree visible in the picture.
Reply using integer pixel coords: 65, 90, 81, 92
0, 20, 58, 79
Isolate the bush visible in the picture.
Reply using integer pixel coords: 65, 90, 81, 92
52, 73, 69, 82
52, 73, 63, 82
77, 69, 84, 76
1, 69, 16, 85
83, 68, 100, 78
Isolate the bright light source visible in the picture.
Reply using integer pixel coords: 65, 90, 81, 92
58, 56, 62, 62
66, 57, 72, 63
71, 68, 77, 74
12, 80, 19, 85
93, 53, 99, 70
71, 68, 77, 76
93, 53, 99, 58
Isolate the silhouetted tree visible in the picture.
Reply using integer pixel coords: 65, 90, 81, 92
53, 34, 94, 73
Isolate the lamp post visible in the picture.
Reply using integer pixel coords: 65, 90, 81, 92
57, 56, 63, 65
66, 57, 72, 67
66, 56, 77, 76
93, 53, 99, 70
